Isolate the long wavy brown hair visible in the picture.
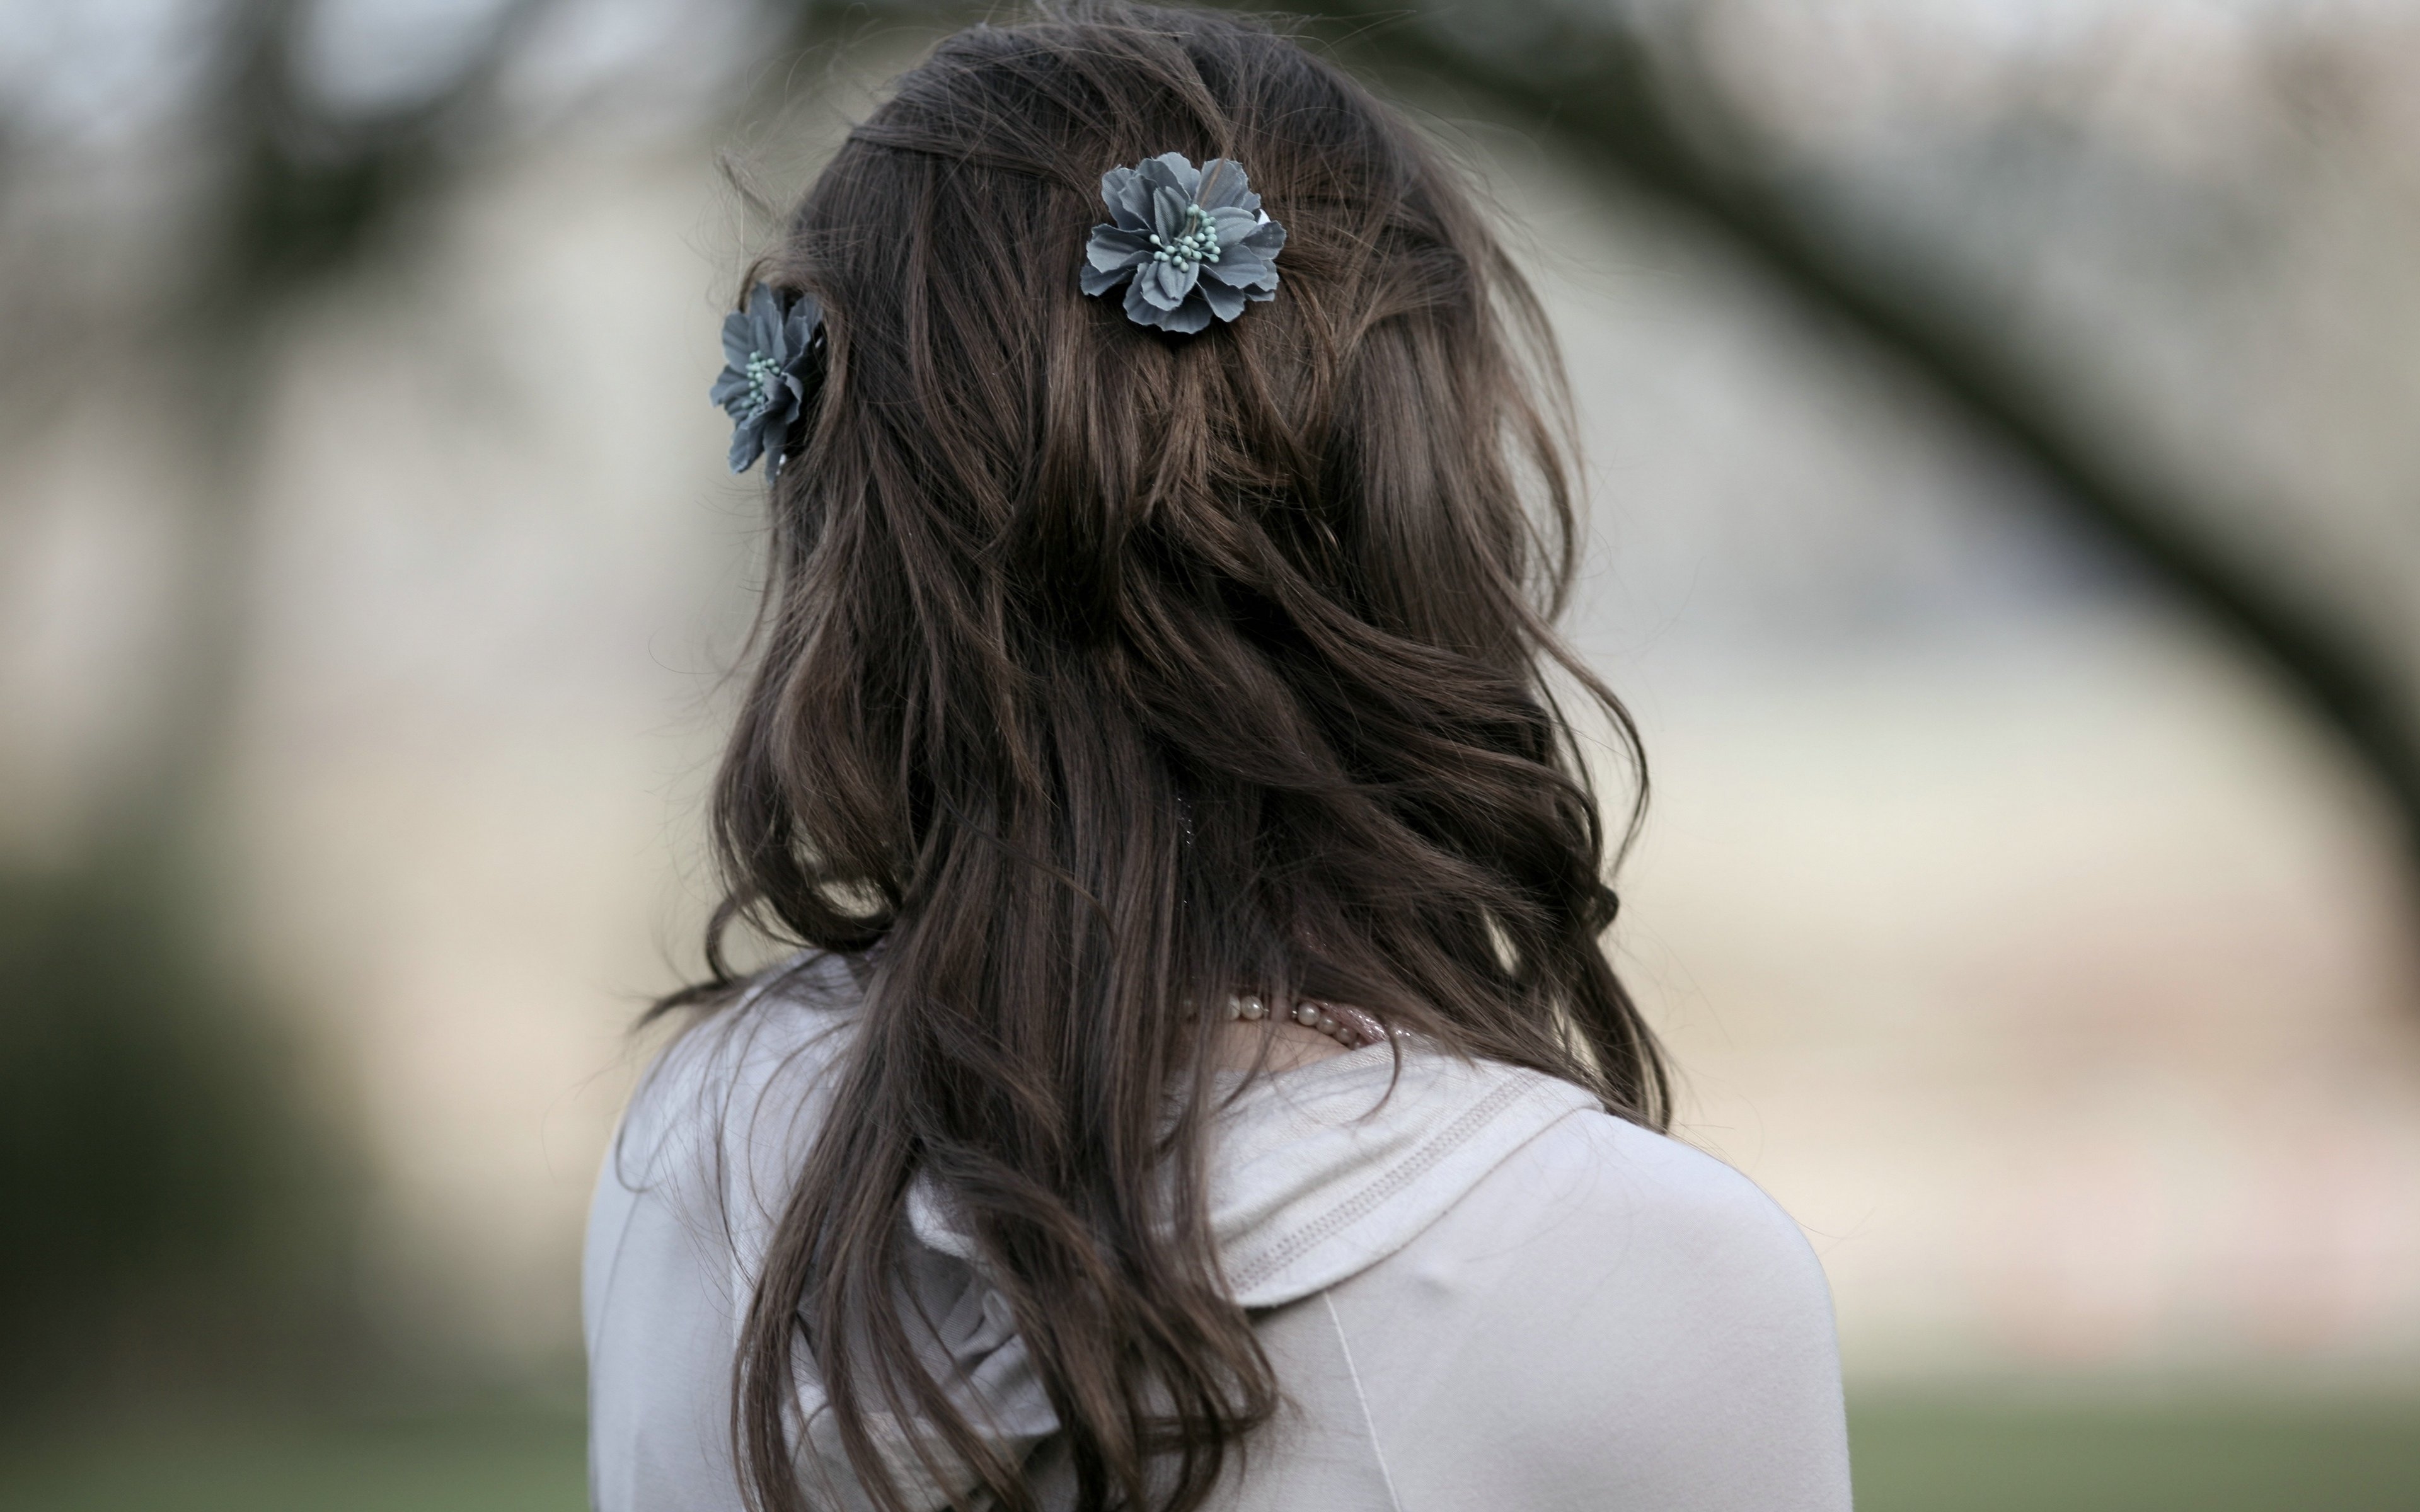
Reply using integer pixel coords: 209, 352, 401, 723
662, 6, 1668, 1509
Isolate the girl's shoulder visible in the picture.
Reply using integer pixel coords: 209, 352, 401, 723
1312, 1109, 1851, 1508
639, 950, 863, 1097
1419, 1104, 1837, 1341
610, 951, 867, 1213
1502, 1108, 1821, 1272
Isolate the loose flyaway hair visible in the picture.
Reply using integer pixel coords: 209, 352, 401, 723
664, 6, 1668, 1510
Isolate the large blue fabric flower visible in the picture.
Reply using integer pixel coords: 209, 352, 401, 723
1081, 154, 1286, 335
710, 283, 824, 476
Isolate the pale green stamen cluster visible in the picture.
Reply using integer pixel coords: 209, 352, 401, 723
1148, 203, 1222, 268
742, 352, 783, 418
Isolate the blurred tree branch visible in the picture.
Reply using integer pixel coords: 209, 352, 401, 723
146, 0, 556, 833
204, 0, 553, 324
1270, 0, 2420, 860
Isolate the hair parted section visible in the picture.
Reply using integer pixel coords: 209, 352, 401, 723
661, 6, 1666, 1510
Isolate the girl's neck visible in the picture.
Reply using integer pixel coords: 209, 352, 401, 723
1208, 1016, 1357, 1073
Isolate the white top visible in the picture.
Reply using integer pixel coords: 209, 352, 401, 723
584, 954, 1852, 1510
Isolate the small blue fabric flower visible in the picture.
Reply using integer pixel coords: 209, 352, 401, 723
710, 283, 824, 476
1081, 153, 1286, 335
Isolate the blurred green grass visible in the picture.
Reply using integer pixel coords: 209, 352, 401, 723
1850, 1393, 2420, 1512
0, 1408, 586, 1512
3, 1393, 2416, 1509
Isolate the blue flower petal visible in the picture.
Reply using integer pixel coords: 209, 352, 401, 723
1202, 249, 1279, 294
1153, 292, 1216, 335
1234, 218, 1286, 253
1196, 159, 1256, 213
1206, 206, 1260, 245
1140, 152, 1200, 202
1197, 278, 1247, 322
745, 284, 783, 353
1085, 225, 1154, 272
1143, 255, 1199, 309
720, 309, 755, 372
1121, 275, 1162, 327
1146, 182, 1192, 243
781, 294, 822, 365
727, 416, 765, 474
1102, 166, 1153, 230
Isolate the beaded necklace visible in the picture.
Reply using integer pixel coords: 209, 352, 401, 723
1221, 993, 1400, 1051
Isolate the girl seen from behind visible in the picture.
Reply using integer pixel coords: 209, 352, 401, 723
584, 7, 1851, 1509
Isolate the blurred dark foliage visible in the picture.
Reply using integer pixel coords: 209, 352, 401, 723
206, 0, 546, 321
0, 857, 366, 1417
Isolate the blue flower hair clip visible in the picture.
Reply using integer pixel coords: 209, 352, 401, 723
1081, 153, 1285, 334
711, 282, 824, 476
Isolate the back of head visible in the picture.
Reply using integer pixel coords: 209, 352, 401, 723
681, 6, 1665, 1509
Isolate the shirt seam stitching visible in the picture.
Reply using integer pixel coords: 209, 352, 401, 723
1227, 1075, 1538, 1290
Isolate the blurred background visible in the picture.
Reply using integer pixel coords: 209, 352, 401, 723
4, 0, 2419, 1507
